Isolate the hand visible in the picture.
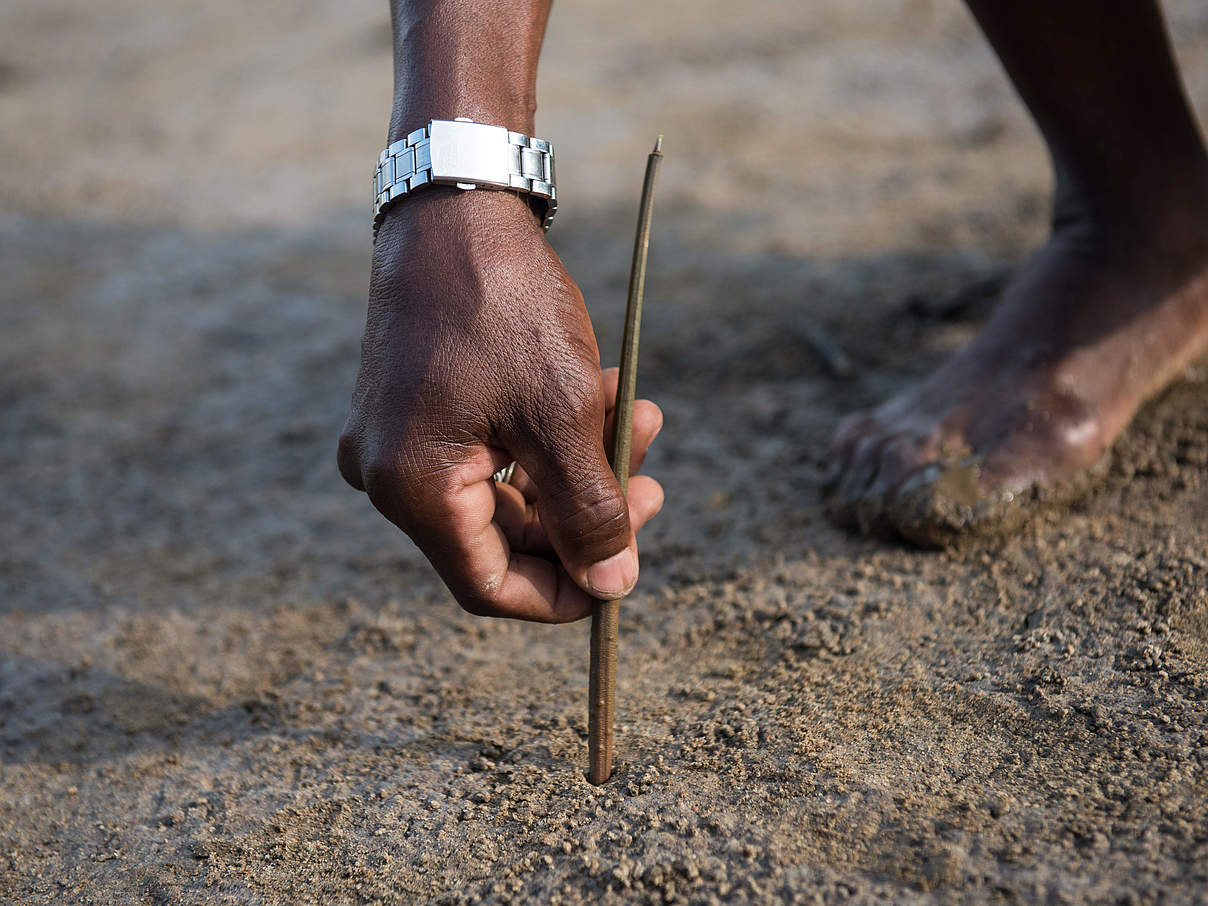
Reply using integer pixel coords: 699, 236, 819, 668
338, 188, 664, 622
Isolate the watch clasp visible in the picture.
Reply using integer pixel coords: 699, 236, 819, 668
428, 119, 512, 190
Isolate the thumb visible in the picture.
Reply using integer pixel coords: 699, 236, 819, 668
512, 425, 637, 600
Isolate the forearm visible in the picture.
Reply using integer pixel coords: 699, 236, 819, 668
388, 0, 552, 143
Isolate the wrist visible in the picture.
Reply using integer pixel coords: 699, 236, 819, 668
389, 102, 536, 149
376, 185, 544, 246
386, 1, 549, 144
370, 188, 564, 326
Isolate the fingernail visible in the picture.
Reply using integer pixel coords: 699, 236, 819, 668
586, 550, 638, 599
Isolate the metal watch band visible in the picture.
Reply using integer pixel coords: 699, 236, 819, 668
372, 118, 557, 239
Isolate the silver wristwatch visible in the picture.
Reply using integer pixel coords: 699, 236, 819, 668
372, 117, 557, 239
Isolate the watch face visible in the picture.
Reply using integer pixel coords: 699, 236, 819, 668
428, 120, 512, 189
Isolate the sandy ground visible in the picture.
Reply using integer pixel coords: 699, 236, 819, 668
3, 1, 1208, 903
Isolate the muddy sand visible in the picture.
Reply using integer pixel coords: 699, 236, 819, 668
3, 1, 1208, 903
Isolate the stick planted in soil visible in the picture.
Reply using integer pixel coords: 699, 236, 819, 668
589, 136, 663, 785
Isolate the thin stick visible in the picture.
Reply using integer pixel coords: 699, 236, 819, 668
589, 136, 663, 785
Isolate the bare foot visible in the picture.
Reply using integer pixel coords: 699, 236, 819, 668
826, 209, 1208, 544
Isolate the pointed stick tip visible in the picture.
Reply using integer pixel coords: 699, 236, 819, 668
653, 135, 663, 153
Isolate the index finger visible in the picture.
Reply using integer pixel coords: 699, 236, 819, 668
376, 447, 604, 623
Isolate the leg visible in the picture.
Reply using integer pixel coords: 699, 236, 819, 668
828, 0, 1208, 543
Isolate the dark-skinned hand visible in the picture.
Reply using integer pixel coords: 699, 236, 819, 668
339, 188, 663, 622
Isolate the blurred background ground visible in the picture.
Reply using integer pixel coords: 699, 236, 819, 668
2, 1, 1208, 903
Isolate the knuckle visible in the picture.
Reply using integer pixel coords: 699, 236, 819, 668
559, 356, 604, 404
361, 446, 462, 531
541, 347, 599, 399
551, 481, 630, 550
359, 454, 405, 504
336, 426, 365, 491
526, 360, 604, 441
408, 464, 461, 515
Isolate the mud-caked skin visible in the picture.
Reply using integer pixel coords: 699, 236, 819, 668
826, 0, 1208, 544
339, 188, 664, 622
827, 206, 1208, 544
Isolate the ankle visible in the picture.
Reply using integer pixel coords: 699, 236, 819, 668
1052, 167, 1208, 261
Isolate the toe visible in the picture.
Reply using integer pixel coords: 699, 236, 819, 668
838, 434, 886, 501
829, 413, 877, 461
854, 434, 933, 537
825, 413, 878, 492
867, 431, 947, 503
827, 432, 890, 529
